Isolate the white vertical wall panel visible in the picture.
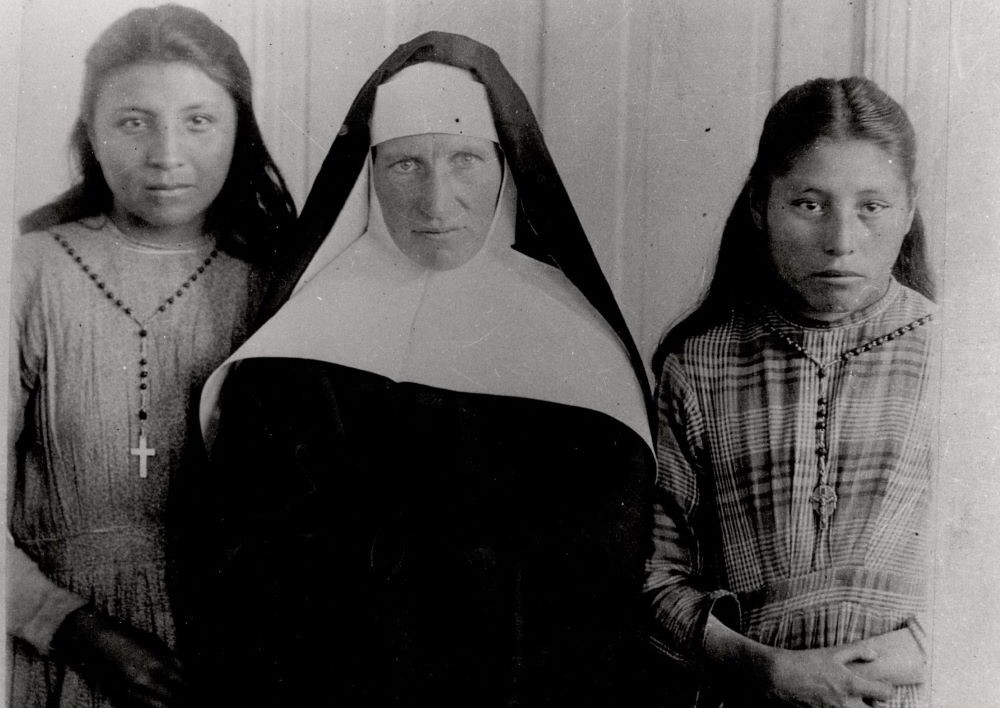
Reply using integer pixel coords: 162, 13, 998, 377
541, 0, 644, 288
305, 2, 396, 192
616, 0, 780, 357
384, 0, 544, 104
775, 0, 864, 92
932, 1, 1000, 704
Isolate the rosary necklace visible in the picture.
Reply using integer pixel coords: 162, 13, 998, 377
761, 313, 933, 530
52, 232, 219, 478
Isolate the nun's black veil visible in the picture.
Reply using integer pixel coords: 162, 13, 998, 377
186, 32, 660, 708
261, 30, 655, 431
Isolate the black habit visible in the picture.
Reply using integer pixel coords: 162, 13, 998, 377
189, 31, 657, 707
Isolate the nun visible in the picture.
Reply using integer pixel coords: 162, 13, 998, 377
193, 31, 656, 707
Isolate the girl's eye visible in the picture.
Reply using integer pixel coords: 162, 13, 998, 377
118, 117, 146, 133
861, 201, 890, 215
187, 114, 214, 130
792, 199, 824, 214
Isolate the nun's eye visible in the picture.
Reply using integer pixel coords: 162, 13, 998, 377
452, 152, 483, 168
391, 158, 420, 173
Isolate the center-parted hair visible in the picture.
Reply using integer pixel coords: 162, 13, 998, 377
653, 76, 935, 375
20, 3, 296, 261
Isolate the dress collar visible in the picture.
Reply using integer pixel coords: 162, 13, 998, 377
765, 278, 903, 331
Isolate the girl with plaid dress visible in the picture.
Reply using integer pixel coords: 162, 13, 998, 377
646, 77, 935, 708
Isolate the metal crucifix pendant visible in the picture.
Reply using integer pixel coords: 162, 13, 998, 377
130, 433, 156, 479
810, 483, 838, 529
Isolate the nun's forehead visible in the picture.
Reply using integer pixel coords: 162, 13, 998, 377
371, 62, 498, 145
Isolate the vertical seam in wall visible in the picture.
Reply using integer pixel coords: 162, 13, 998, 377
610, 0, 631, 297
772, 0, 784, 102
862, 0, 873, 77
854, 0, 868, 76
637, 0, 659, 359
943, 0, 956, 284
930, 1, 954, 691
537, 0, 547, 128
903, 0, 914, 105
303, 0, 313, 207
384, 0, 398, 56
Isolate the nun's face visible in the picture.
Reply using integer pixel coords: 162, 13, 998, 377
373, 133, 502, 270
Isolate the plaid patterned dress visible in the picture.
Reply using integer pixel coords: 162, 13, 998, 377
646, 280, 935, 707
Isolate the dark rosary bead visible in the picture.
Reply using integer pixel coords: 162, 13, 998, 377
51, 231, 224, 440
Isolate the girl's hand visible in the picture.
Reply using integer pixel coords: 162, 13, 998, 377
761, 644, 894, 708
52, 606, 190, 708
846, 625, 927, 686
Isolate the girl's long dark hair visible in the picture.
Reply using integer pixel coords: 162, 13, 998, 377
19, 4, 296, 262
653, 76, 935, 376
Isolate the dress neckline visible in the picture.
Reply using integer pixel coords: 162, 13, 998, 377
81, 215, 216, 255
765, 279, 903, 332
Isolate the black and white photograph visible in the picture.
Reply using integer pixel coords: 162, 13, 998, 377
2, 1, 998, 706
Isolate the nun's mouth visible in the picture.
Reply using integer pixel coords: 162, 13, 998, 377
414, 227, 463, 240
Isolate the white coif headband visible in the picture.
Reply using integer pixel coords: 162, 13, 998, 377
370, 62, 499, 145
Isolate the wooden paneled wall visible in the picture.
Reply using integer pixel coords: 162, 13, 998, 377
192, 0, 954, 361
9, 0, 955, 361
8, 2, 1000, 704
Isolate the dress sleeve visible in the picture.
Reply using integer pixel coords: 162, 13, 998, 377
6, 536, 87, 653
7, 236, 87, 653
645, 354, 739, 668
9, 237, 40, 503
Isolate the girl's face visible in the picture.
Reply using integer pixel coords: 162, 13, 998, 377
763, 138, 914, 321
89, 61, 237, 241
